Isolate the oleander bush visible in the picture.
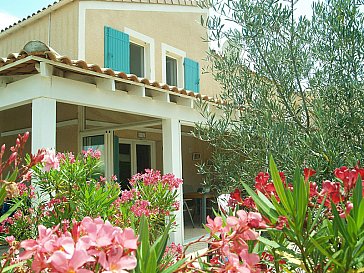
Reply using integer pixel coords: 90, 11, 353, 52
2, 134, 364, 272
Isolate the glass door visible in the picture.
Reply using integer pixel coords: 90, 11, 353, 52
82, 134, 106, 175
118, 140, 155, 189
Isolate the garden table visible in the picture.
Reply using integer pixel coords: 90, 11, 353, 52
183, 192, 215, 225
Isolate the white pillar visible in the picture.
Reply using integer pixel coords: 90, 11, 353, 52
31, 98, 56, 206
162, 118, 184, 245
31, 98, 56, 153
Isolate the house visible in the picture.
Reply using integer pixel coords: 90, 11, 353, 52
0, 0, 221, 244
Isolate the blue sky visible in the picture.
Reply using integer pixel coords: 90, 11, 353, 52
0, 0, 315, 30
0, 0, 55, 29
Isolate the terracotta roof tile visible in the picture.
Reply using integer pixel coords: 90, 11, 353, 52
0, 41, 215, 103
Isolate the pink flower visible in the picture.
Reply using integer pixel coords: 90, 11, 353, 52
247, 212, 267, 229
22, 170, 33, 182
162, 173, 183, 189
172, 201, 180, 211
206, 216, 223, 234
19, 217, 138, 273
130, 200, 150, 217
99, 248, 137, 273
5, 235, 15, 245
120, 189, 136, 203
47, 249, 94, 273
42, 149, 60, 172
20, 225, 58, 259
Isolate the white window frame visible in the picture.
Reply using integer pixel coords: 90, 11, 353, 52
118, 138, 156, 176
161, 43, 186, 88
124, 27, 155, 80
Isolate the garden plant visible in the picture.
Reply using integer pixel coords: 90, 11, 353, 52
195, 0, 364, 193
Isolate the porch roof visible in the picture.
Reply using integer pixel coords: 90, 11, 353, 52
0, 41, 220, 104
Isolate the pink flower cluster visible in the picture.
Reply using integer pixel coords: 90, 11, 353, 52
205, 210, 266, 272
130, 200, 150, 217
82, 149, 102, 160
57, 152, 76, 164
129, 169, 182, 190
19, 217, 138, 273
42, 149, 60, 172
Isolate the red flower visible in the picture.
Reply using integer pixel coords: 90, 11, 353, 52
242, 196, 255, 209
309, 182, 319, 198
339, 201, 353, 218
319, 180, 342, 206
230, 188, 243, 204
304, 168, 316, 181
276, 216, 289, 230
334, 167, 358, 192
279, 172, 286, 184
255, 172, 270, 191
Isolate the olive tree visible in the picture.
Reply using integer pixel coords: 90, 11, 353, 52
195, 0, 364, 193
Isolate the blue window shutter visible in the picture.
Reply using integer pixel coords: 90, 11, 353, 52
104, 26, 130, 73
184, 58, 200, 93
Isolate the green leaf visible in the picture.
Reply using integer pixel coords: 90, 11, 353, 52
331, 202, 352, 246
145, 248, 157, 272
269, 156, 292, 214
357, 199, 364, 230
353, 174, 363, 223
257, 235, 280, 248
309, 195, 327, 235
2, 261, 26, 272
310, 237, 342, 267
138, 216, 150, 270
0, 201, 21, 223
161, 258, 187, 273
242, 182, 278, 220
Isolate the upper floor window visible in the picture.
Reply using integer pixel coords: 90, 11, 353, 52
104, 26, 155, 79
166, 56, 177, 86
162, 43, 200, 92
130, 42, 144, 77
162, 43, 185, 88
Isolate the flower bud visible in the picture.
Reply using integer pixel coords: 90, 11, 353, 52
23, 132, 30, 143
7, 152, 17, 164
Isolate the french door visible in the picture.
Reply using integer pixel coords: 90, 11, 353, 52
80, 130, 116, 178
118, 139, 156, 189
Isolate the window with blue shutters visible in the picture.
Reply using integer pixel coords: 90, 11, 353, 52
104, 26, 130, 73
184, 58, 200, 93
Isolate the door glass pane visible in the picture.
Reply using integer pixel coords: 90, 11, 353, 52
130, 43, 144, 77
136, 144, 151, 173
119, 143, 132, 189
82, 135, 105, 175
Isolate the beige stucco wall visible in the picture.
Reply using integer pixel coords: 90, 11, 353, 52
0, 1, 79, 59
85, 8, 221, 97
